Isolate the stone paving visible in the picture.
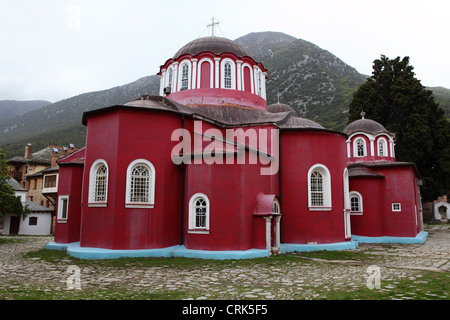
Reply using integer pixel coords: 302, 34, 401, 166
0, 224, 448, 299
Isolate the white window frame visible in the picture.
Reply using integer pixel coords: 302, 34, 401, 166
354, 138, 366, 157
392, 203, 402, 212
178, 60, 191, 91
188, 193, 210, 233
349, 191, 363, 215
307, 164, 332, 210
88, 159, 108, 207
57, 195, 69, 221
377, 137, 388, 156
220, 59, 236, 89
125, 159, 156, 208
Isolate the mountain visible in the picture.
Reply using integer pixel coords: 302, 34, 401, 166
0, 76, 159, 157
1, 31, 448, 157
428, 86, 450, 118
236, 32, 367, 129
0, 100, 51, 121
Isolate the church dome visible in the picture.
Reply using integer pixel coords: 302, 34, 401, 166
158, 35, 267, 110
343, 118, 390, 135
173, 36, 250, 59
267, 103, 296, 114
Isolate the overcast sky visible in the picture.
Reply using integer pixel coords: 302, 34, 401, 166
1, 0, 449, 103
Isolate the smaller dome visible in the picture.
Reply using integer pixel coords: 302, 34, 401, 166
343, 118, 390, 135
174, 36, 250, 59
267, 103, 296, 114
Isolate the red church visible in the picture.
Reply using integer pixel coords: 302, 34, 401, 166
46, 35, 427, 259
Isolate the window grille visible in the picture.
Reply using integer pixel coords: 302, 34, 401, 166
310, 171, 324, 206
195, 198, 207, 228
181, 64, 189, 90
129, 165, 151, 203
351, 196, 360, 212
378, 140, 386, 156
224, 63, 232, 88
356, 139, 365, 157
94, 164, 107, 202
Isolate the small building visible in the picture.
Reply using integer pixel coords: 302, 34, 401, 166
2, 178, 53, 235
344, 116, 424, 241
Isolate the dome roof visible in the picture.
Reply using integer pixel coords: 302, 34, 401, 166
267, 103, 296, 114
343, 118, 390, 135
173, 36, 250, 59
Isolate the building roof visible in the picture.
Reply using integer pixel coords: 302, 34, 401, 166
348, 161, 420, 178
57, 147, 86, 166
348, 165, 385, 178
8, 146, 54, 165
267, 103, 297, 114
83, 95, 340, 135
7, 177, 26, 191
173, 36, 250, 59
24, 199, 53, 213
343, 118, 391, 136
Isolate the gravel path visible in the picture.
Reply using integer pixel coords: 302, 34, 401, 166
0, 224, 448, 300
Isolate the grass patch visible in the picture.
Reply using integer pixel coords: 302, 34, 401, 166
293, 250, 378, 262
24, 247, 308, 269
314, 271, 449, 300
0, 237, 26, 245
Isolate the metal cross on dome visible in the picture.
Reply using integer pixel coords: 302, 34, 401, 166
360, 110, 366, 119
207, 17, 220, 36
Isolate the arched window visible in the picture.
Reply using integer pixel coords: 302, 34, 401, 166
308, 164, 332, 210
188, 193, 210, 232
378, 137, 388, 156
181, 63, 189, 90
194, 198, 207, 228
272, 200, 280, 214
220, 59, 236, 89
257, 71, 262, 96
349, 191, 363, 214
355, 138, 366, 157
310, 171, 324, 206
125, 159, 156, 207
167, 68, 173, 89
88, 159, 108, 205
224, 62, 232, 89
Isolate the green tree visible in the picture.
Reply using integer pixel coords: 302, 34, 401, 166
349, 55, 450, 202
0, 149, 29, 218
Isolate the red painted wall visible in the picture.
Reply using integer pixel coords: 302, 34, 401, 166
200, 62, 210, 89
80, 109, 183, 250
349, 165, 420, 238
280, 130, 348, 244
374, 166, 420, 237
349, 176, 385, 237
54, 164, 84, 243
182, 119, 279, 250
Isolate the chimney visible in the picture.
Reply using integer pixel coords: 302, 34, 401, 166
24, 143, 32, 159
60, 146, 69, 157
51, 148, 59, 167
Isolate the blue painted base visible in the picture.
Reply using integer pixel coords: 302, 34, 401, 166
351, 231, 428, 244
280, 241, 358, 254
46, 233, 426, 260
45, 242, 270, 260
